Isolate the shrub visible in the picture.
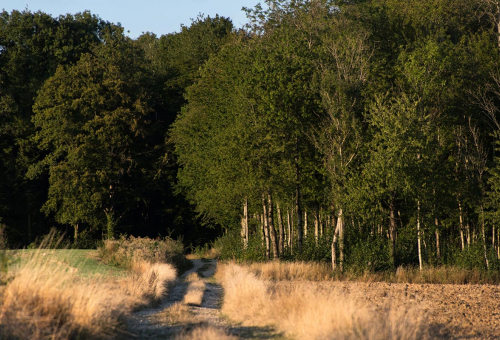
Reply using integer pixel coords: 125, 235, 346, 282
98, 235, 190, 272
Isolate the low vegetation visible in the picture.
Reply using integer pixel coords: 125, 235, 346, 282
174, 325, 238, 340
183, 272, 206, 306
217, 262, 428, 340
98, 235, 192, 273
0, 233, 178, 339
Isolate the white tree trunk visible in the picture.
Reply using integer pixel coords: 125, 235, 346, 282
417, 200, 423, 271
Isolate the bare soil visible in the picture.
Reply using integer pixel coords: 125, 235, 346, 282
275, 280, 500, 339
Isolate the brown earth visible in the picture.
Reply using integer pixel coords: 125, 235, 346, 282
275, 280, 500, 339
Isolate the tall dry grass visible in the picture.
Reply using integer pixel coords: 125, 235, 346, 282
174, 325, 238, 340
243, 260, 499, 285
217, 263, 428, 340
247, 261, 332, 281
183, 272, 206, 306
0, 249, 176, 339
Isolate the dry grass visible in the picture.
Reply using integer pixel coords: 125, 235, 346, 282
247, 261, 332, 281
0, 250, 177, 339
174, 324, 237, 340
155, 302, 192, 325
183, 272, 206, 306
242, 260, 499, 285
217, 262, 428, 340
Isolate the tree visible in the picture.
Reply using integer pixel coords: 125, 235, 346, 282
30, 27, 154, 239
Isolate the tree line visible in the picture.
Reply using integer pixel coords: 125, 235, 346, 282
172, 0, 500, 271
0, 9, 232, 246
3, 0, 500, 272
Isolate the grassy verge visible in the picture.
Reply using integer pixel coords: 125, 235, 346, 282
243, 260, 500, 284
0, 235, 181, 339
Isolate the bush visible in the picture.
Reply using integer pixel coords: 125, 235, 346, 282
213, 231, 265, 262
346, 236, 393, 273
98, 235, 191, 272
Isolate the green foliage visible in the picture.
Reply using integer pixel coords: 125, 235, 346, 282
346, 237, 393, 273
213, 231, 266, 262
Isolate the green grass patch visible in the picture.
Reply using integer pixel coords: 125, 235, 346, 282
9, 249, 127, 278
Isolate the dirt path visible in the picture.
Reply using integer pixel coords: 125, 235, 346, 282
126, 259, 281, 339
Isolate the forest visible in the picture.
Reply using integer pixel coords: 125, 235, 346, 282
3, 0, 500, 273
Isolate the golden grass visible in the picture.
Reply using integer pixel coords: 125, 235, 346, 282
247, 261, 332, 281
174, 325, 238, 340
242, 260, 500, 285
155, 302, 193, 325
183, 272, 206, 306
217, 262, 428, 340
0, 250, 177, 339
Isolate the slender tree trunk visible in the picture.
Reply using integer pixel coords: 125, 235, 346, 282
481, 205, 490, 270
244, 198, 249, 249
320, 208, 324, 237
339, 212, 344, 271
314, 205, 320, 244
262, 195, 270, 260
277, 203, 284, 257
260, 213, 265, 246
287, 209, 293, 255
304, 210, 308, 238
74, 223, 79, 243
435, 218, 440, 263
332, 209, 344, 271
268, 193, 279, 260
296, 187, 303, 254
389, 195, 397, 266
417, 200, 423, 271
497, 230, 500, 260
332, 219, 340, 271
467, 220, 471, 248
459, 201, 465, 251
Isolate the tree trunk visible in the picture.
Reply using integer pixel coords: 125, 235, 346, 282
277, 203, 284, 257
320, 208, 324, 237
262, 195, 270, 260
314, 205, 320, 244
74, 223, 79, 243
304, 210, 308, 238
417, 200, 423, 271
296, 186, 303, 254
260, 213, 265, 246
459, 201, 465, 251
332, 219, 340, 271
481, 205, 490, 270
339, 211, 344, 271
435, 218, 440, 263
267, 193, 279, 260
389, 195, 397, 266
287, 209, 293, 255
244, 198, 249, 249
332, 209, 344, 271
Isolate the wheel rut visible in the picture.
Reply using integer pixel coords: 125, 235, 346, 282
126, 259, 281, 339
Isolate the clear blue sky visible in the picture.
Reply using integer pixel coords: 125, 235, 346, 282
1, 1, 264, 38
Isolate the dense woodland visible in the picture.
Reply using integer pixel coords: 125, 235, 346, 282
3, 0, 500, 271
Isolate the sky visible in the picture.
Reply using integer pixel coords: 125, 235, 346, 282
1, 0, 265, 38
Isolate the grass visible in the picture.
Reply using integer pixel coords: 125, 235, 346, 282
240, 260, 500, 284
10, 249, 127, 278
0, 234, 178, 339
174, 325, 238, 340
217, 262, 428, 340
154, 302, 193, 325
183, 272, 206, 306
